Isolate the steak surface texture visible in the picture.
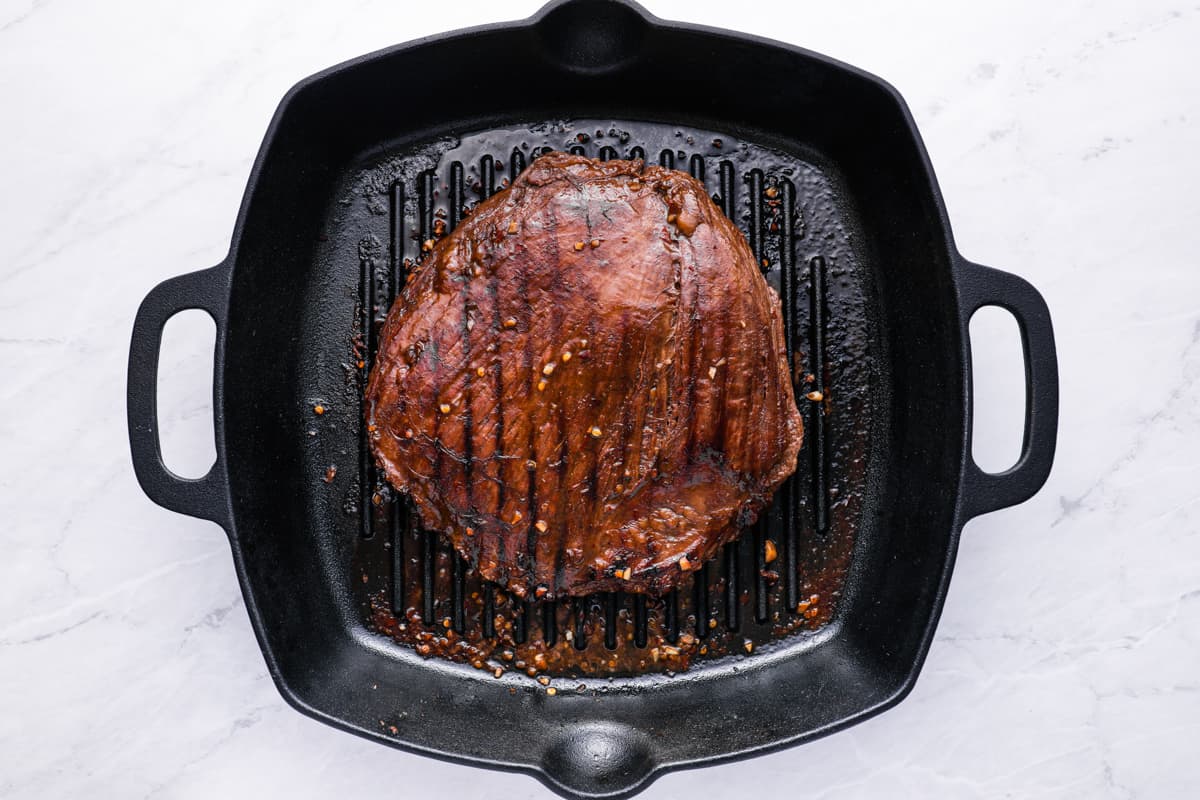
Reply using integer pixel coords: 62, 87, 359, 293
366, 152, 803, 598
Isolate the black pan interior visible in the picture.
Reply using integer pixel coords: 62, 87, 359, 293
341, 119, 878, 676
217, 5, 966, 796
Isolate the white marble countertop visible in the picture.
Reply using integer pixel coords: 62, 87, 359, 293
2, 0, 1198, 797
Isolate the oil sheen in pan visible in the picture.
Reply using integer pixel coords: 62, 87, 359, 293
322, 119, 879, 679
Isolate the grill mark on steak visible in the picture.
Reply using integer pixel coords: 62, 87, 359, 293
577, 304, 600, 589
543, 200, 568, 593
682, 244, 702, 460
521, 251, 537, 585
426, 334, 442, 489
606, 317, 634, 580
488, 248, 506, 568
460, 251, 475, 531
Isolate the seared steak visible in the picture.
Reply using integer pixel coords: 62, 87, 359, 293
366, 152, 802, 598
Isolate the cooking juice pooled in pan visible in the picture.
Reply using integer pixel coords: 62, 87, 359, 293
365, 152, 804, 600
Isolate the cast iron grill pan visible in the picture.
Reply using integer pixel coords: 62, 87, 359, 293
127, 1, 1059, 797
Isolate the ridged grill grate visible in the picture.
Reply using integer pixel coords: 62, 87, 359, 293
359, 141, 831, 651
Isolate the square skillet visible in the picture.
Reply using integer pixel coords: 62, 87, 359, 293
127, 1, 1059, 797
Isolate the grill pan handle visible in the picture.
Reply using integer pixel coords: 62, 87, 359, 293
127, 263, 232, 530
957, 259, 1059, 520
